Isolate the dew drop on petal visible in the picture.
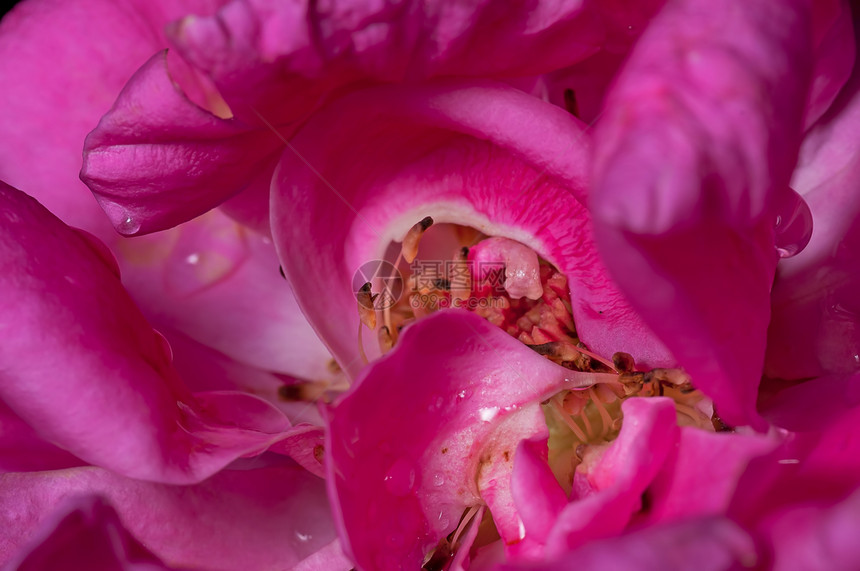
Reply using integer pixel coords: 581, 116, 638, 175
295, 531, 312, 542
117, 215, 141, 235
478, 407, 500, 422
102, 203, 141, 235
164, 212, 250, 296
384, 458, 417, 496
774, 188, 813, 259
433, 473, 445, 487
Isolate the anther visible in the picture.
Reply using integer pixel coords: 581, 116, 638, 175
402, 216, 434, 263
356, 282, 377, 329
378, 325, 394, 353
563, 88, 580, 118
611, 352, 636, 373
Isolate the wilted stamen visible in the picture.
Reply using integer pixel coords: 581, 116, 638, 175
402, 216, 434, 264
356, 282, 377, 365
356, 282, 377, 330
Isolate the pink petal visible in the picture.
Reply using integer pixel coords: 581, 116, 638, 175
591, 0, 815, 428
81, 51, 284, 236
511, 438, 568, 545
804, 0, 856, 128
272, 81, 674, 379
765, 486, 860, 570
767, 35, 860, 380
0, 0, 332, 386
0, 184, 301, 483
543, 398, 677, 557
0, 401, 84, 474
498, 517, 757, 570
3, 495, 175, 571
641, 427, 778, 523
326, 310, 611, 569
167, 0, 605, 125
118, 208, 338, 386
0, 464, 337, 570
0, 0, 224, 240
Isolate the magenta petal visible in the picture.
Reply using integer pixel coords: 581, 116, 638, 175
804, 0, 856, 128
0, 401, 84, 473
498, 517, 757, 571
0, 464, 336, 570
3, 495, 174, 571
81, 51, 284, 235
642, 428, 777, 523
511, 438, 567, 545
119, 208, 338, 385
272, 81, 673, 378
326, 311, 611, 569
767, 35, 860, 380
167, 0, 604, 124
0, 0, 223, 237
543, 398, 678, 556
765, 486, 860, 570
0, 184, 299, 483
591, 0, 814, 428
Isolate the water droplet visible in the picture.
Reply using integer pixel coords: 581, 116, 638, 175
117, 214, 141, 235
164, 211, 250, 297
437, 510, 450, 531
777, 458, 799, 465
479, 407, 500, 422
295, 531, 312, 542
774, 188, 813, 259
455, 388, 473, 403
433, 473, 445, 487
384, 458, 417, 496
429, 395, 445, 412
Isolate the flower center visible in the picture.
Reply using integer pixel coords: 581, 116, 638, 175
359, 218, 730, 564
359, 218, 610, 370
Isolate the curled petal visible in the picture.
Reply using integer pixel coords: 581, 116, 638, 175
543, 398, 677, 556
804, 0, 856, 128
81, 52, 284, 236
2, 495, 175, 571
0, 0, 225, 238
326, 310, 610, 569
591, 0, 814, 427
643, 428, 778, 523
0, 184, 299, 483
0, 464, 337, 569
272, 80, 673, 378
168, 0, 605, 124
767, 30, 860, 380
499, 517, 757, 571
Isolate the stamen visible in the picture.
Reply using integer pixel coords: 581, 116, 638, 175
378, 325, 394, 353
563, 88, 580, 118
589, 387, 614, 439
402, 216, 434, 264
549, 395, 588, 442
356, 282, 376, 365
611, 352, 636, 373
356, 283, 377, 329
576, 344, 618, 372
450, 505, 480, 548
357, 321, 369, 365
